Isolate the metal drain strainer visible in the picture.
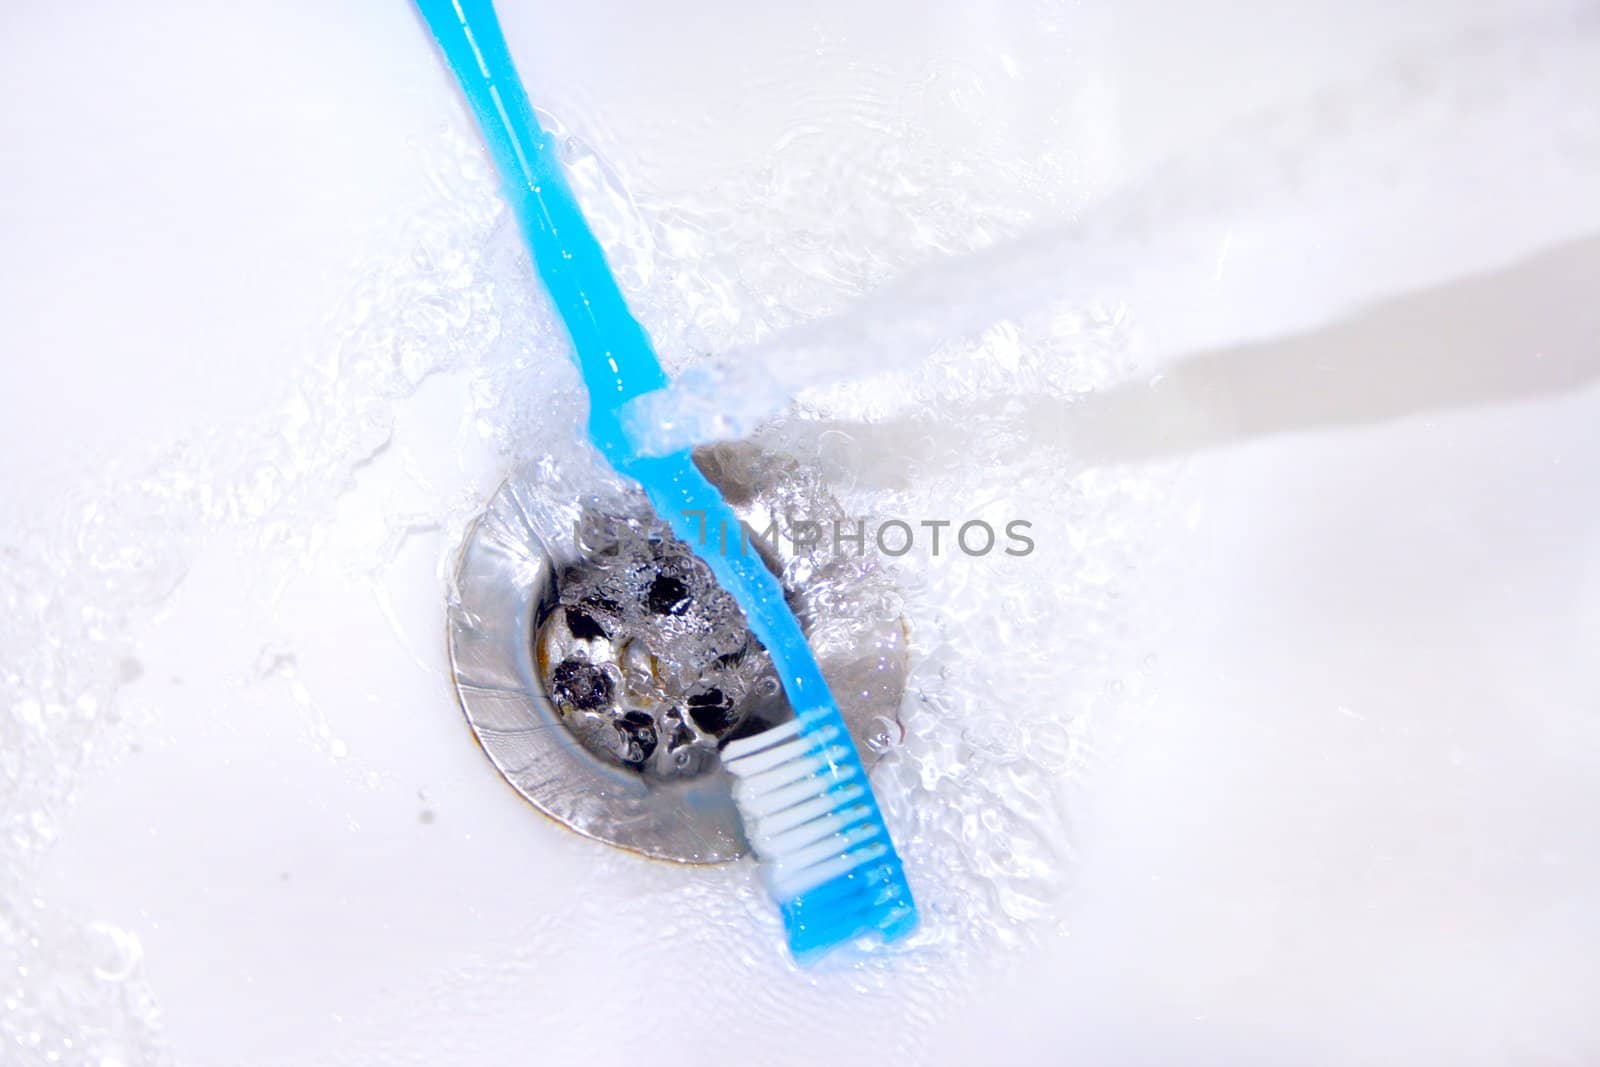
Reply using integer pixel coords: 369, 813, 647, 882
447, 443, 907, 863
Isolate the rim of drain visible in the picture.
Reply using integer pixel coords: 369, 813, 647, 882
447, 443, 909, 864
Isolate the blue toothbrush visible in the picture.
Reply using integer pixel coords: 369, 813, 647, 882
413, 0, 917, 960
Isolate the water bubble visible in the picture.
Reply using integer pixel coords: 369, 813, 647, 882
865, 714, 906, 755
84, 922, 142, 983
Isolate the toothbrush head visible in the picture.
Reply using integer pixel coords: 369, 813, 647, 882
723, 708, 918, 962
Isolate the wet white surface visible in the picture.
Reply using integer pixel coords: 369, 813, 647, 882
3, 1, 1598, 1063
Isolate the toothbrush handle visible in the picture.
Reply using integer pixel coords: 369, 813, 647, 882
413, 0, 667, 442
414, 0, 830, 709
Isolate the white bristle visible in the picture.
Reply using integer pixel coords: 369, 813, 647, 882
720, 707, 829, 761
735, 743, 849, 796
723, 725, 839, 776
770, 820, 883, 875
733, 760, 858, 818
750, 783, 867, 840
760, 803, 873, 855
720, 715, 806, 760
723, 734, 811, 777
771, 841, 889, 899
723, 716, 896, 905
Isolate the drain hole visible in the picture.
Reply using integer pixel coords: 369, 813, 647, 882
612, 711, 659, 765
645, 574, 693, 616
534, 509, 787, 780
564, 604, 611, 641
686, 688, 736, 734
550, 657, 614, 712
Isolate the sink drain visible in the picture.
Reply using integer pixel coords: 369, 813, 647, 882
447, 443, 908, 863
535, 512, 786, 780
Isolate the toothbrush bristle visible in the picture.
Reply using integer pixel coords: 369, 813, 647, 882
723, 708, 917, 960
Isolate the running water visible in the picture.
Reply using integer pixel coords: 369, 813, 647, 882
621, 10, 1600, 458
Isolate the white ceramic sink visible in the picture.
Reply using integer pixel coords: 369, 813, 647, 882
3, 1, 1597, 1064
